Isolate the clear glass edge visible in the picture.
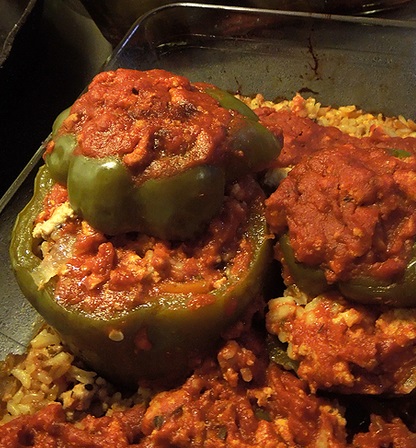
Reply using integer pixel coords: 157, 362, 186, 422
2, 1, 416, 217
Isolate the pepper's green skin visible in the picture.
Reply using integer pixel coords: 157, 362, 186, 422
131, 165, 225, 241
10, 166, 273, 388
45, 134, 77, 185
204, 87, 281, 180
388, 148, 412, 159
204, 87, 259, 121
67, 156, 226, 239
279, 234, 416, 307
51, 107, 71, 137
279, 234, 329, 297
45, 108, 76, 185
338, 250, 416, 307
266, 334, 299, 372
225, 118, 280, 181
45, 87, 281, 238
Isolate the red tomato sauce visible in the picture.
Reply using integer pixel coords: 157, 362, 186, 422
36, 177, 260, 318
45, 69, 247, 184
267, 292, 416, 395
1, 327, 415, 447
257, 107, 416, 168
264, 110, 416, 283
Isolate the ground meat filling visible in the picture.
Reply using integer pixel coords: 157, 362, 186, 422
0, 329, 349, 448
47, 69, 241, 183
266, 288, 416, 395
33, 177, 259, 318
265, 142, 416, 284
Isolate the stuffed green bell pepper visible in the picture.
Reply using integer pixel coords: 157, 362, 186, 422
266, 140, 416, 308
10, 166, 272, 387
10, 69, 280, 388
44, 68, 281, 240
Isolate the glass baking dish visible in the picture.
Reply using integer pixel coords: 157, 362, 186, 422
1, 2, 416, 360
80, 0, 415, 46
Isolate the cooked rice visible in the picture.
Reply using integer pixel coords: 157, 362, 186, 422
239, 93, 416, 138
1, 93, 416, 425
0, 326, 149, 424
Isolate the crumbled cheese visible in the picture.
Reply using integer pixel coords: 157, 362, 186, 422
32, 202, 75, 240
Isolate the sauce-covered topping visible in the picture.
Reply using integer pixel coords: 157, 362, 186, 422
43, 69, 281, 239
2, 326, 415, 447
267, 291, 416, 395
266, 139, 416, 284
48, 69, 244, 183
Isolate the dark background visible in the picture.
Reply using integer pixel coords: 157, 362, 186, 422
0, 0, 112, 198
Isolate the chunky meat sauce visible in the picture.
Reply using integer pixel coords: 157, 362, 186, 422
2, 323, 415, 447
45, 69, 246, 184
257, 106, 416, 168
34, 177, 259, 318
264, 109, 416, 283
267, 289, 416, 394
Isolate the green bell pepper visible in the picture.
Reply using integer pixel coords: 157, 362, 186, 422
279, 234, 416, 307
10, 166, 273, 388
204, 86, 282, 181
45, 86, 281, 239
338, 249, 416, 307
67, 155, 225, 240
203, 86, 259, 121
278, 234, 329, 298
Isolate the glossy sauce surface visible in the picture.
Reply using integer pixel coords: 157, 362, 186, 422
264, 108, 416, 283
